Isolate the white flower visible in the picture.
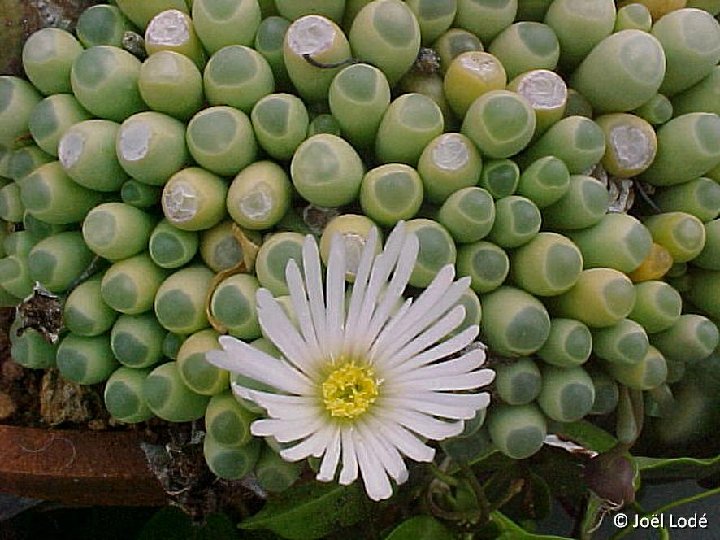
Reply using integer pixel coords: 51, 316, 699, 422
207, 222, 494, 501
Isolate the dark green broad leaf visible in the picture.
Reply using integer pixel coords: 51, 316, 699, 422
635, 455, 720, 483
491, 511, 573, 540
138, 508, 239, 540
383, 516, 454, 540
441, 428, 498, 465
553, 420, 617, 454
485, 469, 552, 522
240, 481, 369, 540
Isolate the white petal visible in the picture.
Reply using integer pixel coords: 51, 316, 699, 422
376, 407, 464, 440
378, 394, 488, 420
391, 370, 496, 392
343, 227, 379, 351
256, 289, 320, 378
355, 432, 393, 501
373, 264, 454, 350
339, 427, 359, 485
209, 337, 312, 395
349, 224, 407, 358
392, 346, 487, 380
317, 424, 341, 482
383, 325, 485, 380
286, 259, 323, 359
363, 234, 419, 348
357, 419, 407, 484
376, 305, 466, 371
302, 235, 327, 350
325, 233, 346, 358
234, 387, 320, 419
251, 416, 325, 443
371, 267, 467, 361
280, 422, 334, 461
367, 415, 435, 462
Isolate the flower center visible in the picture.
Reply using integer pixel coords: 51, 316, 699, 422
322, 363, 378, 419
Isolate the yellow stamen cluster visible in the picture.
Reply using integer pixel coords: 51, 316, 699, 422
322, 362, 379, 419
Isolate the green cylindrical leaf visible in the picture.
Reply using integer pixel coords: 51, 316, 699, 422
162, 167, 228, 231
22, 28, 83, 96
510, 232, 583, 296
82, 203, 156, 261
547, 268, 636, 328
328, 63, 391, 149
481, 286, 550, 356
70, 46, 147, 122
251, 93, 309, 161
138, 51, 204, 121
541, 174, 609, 230
76, 5, 135, 48
405, 219, 457, 288
628, 280, 682, 334
154, 265, 214, 334
145, 10, 206, 68
227, 160, 291, 230
638, 112, 720, 186
652, 7, 720, 96
544, 0, 616, 70
455, 0, 517, 43
209, 273, 261, 339
566, 213, 653, 273
0, 76, 41, 150
284, 15, 350, 102
255, 232, 304, 296
537, 318, 592, 367
28, 94, 92, 157
143, 361, 210, 422
192, 0, 262, 54
489, 22, 560, 81
537, 364, 595, 422
186, 106, 257, 177
495, 358, 542, 405
643, 211, 706, 263
176, 328, 228, 396
56, 333, 119, 385
486, 195, 541, 249
437, 187, 495, 244
291, 134, 363, 207
149, 219, 199, 269
592, 318, 649, 366
456, 241, 508, 294
111, 313, 166, 369
101, 253, 170, 315
376, 93, 445, 165
104, 366, 154, 423
349, 0, 421, 84
653, 177, 720, 222
27, 231, 93, 293
64, 275, 118, 337
488, 403, 547, 459
605, 345, 667, 390
693, 219, 720, 269
117, 111, 189, 186
204, 434, 261, 479
519, 116, 606, 174
516, 156, 570, 209
58, 120, 128, 192
359, 163, 423, 226
204, 45, 274, 112
651, 313, 719, 363
570, 30, 666, 113
205, 391, 256, 447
